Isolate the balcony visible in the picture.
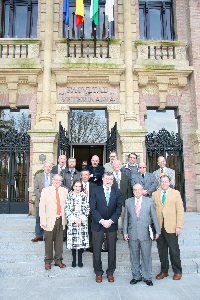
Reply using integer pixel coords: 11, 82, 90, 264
0, 39, 41, 69
53, 38, 123, 67
135, 40, 191, 70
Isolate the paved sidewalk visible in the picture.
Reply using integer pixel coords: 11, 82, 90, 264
0, 213, 200, 300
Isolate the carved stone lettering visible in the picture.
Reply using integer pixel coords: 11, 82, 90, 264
57, 86, 119, 104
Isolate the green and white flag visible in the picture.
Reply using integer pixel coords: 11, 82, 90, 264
90, 0, 99, 25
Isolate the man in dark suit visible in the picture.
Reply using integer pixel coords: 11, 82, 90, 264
80, 169, 96, 252
112, 159, 132, 228
62, 157, 80, 190
31, 162, 54, 242
51, 154, 67, 175
87, 155, 105, 186
131, 162, 157, 197
90, 172, 122, 283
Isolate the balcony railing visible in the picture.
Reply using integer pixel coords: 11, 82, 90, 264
0, 39, 41, 68
135, 40, 189, 67
54, 38, 122, 65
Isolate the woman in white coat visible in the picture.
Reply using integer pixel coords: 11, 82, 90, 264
65, 180, 90, 267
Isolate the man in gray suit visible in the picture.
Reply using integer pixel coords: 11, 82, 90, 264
31, 162, 53, 242
131, 162, 157, 197
123, 184, 160, 286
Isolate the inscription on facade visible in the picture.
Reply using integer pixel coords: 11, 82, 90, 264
57, 86, 119, 104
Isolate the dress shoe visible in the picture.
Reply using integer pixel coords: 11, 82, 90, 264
45, 263, 51, 270
55, 261, 66, 268
96, 275, 102, 283
78, 262, 83, 268
173, 273, 182, 280
86, 247, 93, 253
107, 275, 115, 283
156, 272, 168, 280
130, 278, 142, 285
31, 236, 43, 242
145, 280, 153, 286
72, 261, 76, 268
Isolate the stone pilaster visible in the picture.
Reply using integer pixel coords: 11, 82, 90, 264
123, 0, 138, 126
38, 0, 54, 127
118, 129, 147, 163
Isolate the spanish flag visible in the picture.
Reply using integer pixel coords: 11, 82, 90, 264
76, 0, 84, 27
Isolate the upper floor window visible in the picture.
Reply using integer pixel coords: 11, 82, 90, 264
63, 0, 115, 39
0, 0, 38, 38
139, 0, 174, 40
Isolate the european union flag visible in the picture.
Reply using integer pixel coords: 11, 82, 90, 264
63, 0, 69, 26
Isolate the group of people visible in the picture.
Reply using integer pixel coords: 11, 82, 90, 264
31, 152, 184, 286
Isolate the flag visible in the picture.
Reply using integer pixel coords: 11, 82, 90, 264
76, 0, 84, 27
63, 0, 69, 26
90, 0, 99, 26
105, 0, 114, 22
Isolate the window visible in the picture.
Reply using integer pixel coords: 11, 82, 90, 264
139, 1, 174, 40
1, 0, 38, 38
63, 0, 114, 39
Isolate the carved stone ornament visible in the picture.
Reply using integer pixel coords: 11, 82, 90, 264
0, 83, 8, 94
18, 84, 35, 95
56, 104, 70, 111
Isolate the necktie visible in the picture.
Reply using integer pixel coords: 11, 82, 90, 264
84, 183, 88, 196
70, 170, 74, 186
45, 174, 49, 187
162, 191, 167, 205
160, 168, 164, 177
105, 188, 110, 206
56, 188, 61, 215
116, 172, 120, 188
135, 198, 141, 218
142, 174, 144, 178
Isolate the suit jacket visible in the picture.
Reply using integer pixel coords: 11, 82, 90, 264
87, 165, 105, 186
34, 172, 53, 207
90, 185, 122, 232
39, 185, 68, 231
81, 181, 96, 200
62, 168, 80, 190
131, 172, 157, 196
123, 196, 161, 241
153, 167, 175, 189
113, 172, 132, 206
152, 188, 184, 233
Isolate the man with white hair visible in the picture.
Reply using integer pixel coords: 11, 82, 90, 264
39, 174, 68, 270
124, 184, 160, 286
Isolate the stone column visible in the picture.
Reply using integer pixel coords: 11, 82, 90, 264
38, 0, 54, 127
123, 0, 137, 125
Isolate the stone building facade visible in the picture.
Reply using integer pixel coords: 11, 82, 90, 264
0, 0, 200, 212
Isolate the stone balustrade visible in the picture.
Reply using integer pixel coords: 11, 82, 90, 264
135, 40, 189, 68
0, 39, 41, 69
54, 39, 123, 65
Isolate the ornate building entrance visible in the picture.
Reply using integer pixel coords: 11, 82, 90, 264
57, 109, 117, 169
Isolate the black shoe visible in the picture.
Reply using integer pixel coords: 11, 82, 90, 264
78, 262, 83, 268
86, 247, 93, 253
145, 280, 153, 286
72, 261, 76, 268
130, 279, 142, 285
